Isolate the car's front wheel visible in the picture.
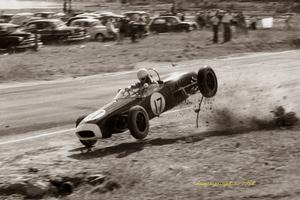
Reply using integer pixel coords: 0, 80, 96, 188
128, 106, 149, 140
197, 66, 218, 98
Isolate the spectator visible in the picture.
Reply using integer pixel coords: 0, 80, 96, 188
63, 0, 67, 13
211, 11, 220, 43
128, 19, 138, 43
181, 12, 185, 21
237, 11, 248, 35
249, 16, 257, 30
118, 17, 129, 44
196, 11, 206, 29
221, 10, 233, 43
285, 14, 292, 30
171, 3, 176, 15
176, 12, 185, 21
106, 18, 119, 42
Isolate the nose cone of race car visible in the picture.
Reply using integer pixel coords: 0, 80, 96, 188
75, 109, 106, 140
76, 122, 102, 140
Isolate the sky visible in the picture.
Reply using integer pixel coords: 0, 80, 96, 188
0, 0, 60, 9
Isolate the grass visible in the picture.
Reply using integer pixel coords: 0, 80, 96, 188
0, 28, 299, 83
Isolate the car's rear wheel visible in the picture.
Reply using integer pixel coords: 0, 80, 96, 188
197, 66, 218, 98
95, 33, 105, 42
128, 106, 149, 140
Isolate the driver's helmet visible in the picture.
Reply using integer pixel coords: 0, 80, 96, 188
137, 68, 149, 82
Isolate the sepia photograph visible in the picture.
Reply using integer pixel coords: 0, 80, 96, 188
0, 0, 299, 199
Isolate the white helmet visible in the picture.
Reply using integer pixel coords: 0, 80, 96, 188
137, 68, 149, 81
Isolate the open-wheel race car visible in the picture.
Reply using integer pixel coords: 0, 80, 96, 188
75, 67, 218, 147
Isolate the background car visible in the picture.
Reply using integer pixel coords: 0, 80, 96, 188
33, 12, 56, 19
0, 14, 14, 23
0, 23, 40, 53
148, 16, 198, 33
24, 19, 88, 44
9, 13, 38, 26
66, 15, 95, 26
70, 18, 116, 42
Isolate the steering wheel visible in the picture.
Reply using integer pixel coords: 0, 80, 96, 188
147, 68, 162, 83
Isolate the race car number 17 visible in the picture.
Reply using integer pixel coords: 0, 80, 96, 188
150, 92, 166, 116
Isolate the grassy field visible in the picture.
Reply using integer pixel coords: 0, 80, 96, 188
0, 28, 300, 83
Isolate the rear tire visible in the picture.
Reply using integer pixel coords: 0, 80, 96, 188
197, 66, 218, 98
128, 106, 149, 140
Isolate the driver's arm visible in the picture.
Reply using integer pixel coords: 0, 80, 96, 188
129, 82, 143, 89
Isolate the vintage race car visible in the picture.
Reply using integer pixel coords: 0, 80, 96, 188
75, 67, 218, 147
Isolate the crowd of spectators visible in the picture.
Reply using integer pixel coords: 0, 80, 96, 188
194, 9, 258, 44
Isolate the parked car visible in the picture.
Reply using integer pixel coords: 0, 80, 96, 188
97, 13, 124, 27
33, 12, 56, 19
9, 13, 39, 26
66, 16, 95, 26
0, 14, 14, 23
24, 19, 88, 44
70, 18, 116, 42
76, 13, 102, 18
148, 16, 198, 33
0, 23, 40, 53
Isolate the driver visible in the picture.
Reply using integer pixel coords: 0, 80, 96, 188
130, 68, 158, 89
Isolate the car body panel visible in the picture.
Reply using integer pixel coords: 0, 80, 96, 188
33, 12, 56, 19
9, 13, 35, 25
24, 19, 88, 43
69, 18, 114, 40
0, 14, 14, 23
149, 16, 197, 33
0, 23, 40, 50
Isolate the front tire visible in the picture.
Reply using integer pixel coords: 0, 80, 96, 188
128, 106, 149, 140
80, 139, 97, 147
197, 66, 218, 98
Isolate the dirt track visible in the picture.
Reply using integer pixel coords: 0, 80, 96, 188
0, 50, 300, 199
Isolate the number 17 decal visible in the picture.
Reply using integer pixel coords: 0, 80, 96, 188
150, 92, 166, 116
